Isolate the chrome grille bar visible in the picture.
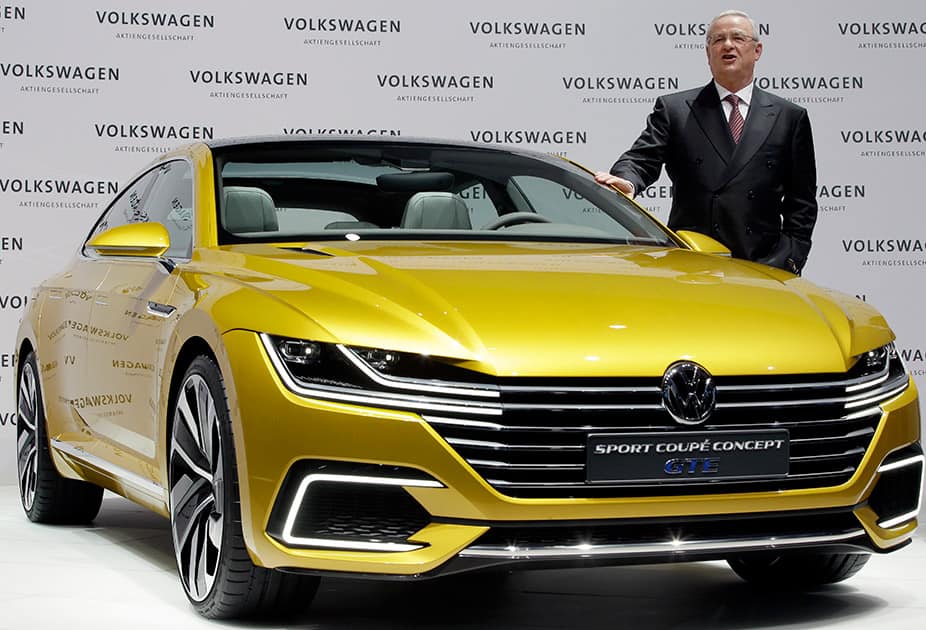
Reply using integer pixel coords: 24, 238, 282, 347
459, 529, 867, 559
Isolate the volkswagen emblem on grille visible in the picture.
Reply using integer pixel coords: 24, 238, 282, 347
661, 362, 716, 425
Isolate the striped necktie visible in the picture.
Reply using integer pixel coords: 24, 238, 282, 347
725, 94, 744, 143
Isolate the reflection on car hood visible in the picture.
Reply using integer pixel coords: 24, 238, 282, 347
212, 241, 892, 377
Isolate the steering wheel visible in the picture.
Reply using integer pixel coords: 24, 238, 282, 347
482, 212, 553, 230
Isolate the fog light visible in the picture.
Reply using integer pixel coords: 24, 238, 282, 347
871, 448, 924, 529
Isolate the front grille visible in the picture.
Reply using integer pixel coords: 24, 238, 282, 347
424, 360, 908, 498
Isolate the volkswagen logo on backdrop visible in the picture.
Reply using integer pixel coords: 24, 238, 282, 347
661, 362, 716, 425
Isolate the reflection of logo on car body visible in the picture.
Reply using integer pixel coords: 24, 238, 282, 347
113, 359, 155, 372
661, 362, 716, 425
124, 309, 160, 323
70, 393, 132, 408
46, 319, 130, 342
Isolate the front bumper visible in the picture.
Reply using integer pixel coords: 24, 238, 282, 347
221, 330, 922, 576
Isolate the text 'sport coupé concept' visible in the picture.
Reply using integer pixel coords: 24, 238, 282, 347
13, 136, 924, 619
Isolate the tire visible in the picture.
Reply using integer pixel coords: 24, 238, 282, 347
728, 551, 870, 588
16, 351, 104, 524
168, 355, 319, 619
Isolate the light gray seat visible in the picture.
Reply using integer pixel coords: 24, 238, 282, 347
400, 192, 472, 230
222, 186, 279, 233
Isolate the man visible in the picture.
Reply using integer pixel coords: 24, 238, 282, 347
595, 10, 817, 273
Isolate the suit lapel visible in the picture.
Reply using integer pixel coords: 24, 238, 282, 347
687, 83, 735, 166
718, 87, 781, 187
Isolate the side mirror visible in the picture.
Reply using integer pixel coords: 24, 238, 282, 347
674, 230, 731, 256
86, 222, 171, 258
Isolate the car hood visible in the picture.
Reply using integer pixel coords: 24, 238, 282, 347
205, 241, 892, 377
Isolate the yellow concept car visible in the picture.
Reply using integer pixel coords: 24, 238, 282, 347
14, 137, 923, 619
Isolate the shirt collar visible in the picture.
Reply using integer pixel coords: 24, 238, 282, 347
714, 80, 754, 106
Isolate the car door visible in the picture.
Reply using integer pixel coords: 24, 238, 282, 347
84, 160, 194, 478
40, 168, 160, 448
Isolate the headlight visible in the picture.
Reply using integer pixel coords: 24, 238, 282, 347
844, 342, 909, 411
851, 342, 905, 380
260, 334, 502, 415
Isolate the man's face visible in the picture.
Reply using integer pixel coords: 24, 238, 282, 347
706, 15, 762, 89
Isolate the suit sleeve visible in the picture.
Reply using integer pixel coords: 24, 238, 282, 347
609, 96, 671, 194
781, 108, 818, 267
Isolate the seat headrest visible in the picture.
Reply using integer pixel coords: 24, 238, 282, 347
400, 192, 472, 230
222, 186, 279, 233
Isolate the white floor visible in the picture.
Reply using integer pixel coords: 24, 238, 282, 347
0, 486, 923, 630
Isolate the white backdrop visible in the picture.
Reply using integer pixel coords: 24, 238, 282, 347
2, 0, 925, 485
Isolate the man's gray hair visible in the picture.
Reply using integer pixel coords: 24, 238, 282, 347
706, 10, 760, 43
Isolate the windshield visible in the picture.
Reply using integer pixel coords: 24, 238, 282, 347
213, 142, 676, 247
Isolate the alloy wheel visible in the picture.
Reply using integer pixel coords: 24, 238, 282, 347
169, 372, 225, 602
16, 362, 39, 511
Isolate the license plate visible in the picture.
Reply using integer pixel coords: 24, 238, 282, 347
586, 430, 789, 483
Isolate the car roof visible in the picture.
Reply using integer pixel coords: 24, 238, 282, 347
203, 134, 568, 166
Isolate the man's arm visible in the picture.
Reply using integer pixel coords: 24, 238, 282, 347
780, 109, 818, 270
609, 95, 673, 194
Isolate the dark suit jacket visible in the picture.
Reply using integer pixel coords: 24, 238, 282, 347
611, 82, 817, 272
